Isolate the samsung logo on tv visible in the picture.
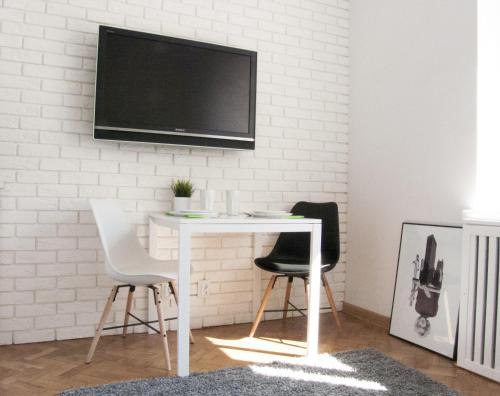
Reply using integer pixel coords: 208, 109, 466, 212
174, 128, 186, 132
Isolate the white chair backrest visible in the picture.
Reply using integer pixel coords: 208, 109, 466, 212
90, 199, 148, 276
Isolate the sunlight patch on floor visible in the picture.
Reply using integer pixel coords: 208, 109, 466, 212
205, 336, 307, 363
250, 365, 387, 391
277, 354, 356, 372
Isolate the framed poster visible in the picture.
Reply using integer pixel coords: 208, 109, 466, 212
389, 222, 462, 359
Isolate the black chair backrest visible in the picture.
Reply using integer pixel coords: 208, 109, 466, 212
269, 201, 340, 265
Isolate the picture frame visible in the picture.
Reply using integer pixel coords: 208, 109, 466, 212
389, 222, 463, 359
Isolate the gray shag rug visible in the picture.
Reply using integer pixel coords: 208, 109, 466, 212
61, 348, 460, 395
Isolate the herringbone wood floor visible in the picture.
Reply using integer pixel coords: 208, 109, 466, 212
1, 312, 499, 395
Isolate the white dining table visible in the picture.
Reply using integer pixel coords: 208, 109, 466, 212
148, 213, 322, 377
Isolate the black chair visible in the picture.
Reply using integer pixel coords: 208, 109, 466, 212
249, 201, 341, 337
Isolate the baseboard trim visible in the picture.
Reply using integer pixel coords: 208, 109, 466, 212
343, 302, 390, 331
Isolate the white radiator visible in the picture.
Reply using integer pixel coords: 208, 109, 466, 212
458, 214, 500, 382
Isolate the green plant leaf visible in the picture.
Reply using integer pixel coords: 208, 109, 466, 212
171, 178, 194, 197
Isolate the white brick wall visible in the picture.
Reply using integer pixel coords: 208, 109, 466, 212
0, 0, 349, 345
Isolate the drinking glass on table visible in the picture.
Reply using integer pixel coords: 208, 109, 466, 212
200, 189, 215, 211
226, 190, 239, 216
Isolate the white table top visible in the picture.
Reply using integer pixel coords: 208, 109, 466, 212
150, 213, 321, 224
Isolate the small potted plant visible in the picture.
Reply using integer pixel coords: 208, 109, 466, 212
171, 179, 194, 212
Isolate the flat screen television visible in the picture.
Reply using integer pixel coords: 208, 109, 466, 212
94, 26, 257, 150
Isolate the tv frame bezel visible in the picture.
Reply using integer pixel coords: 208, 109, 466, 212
93, 25, 257, 150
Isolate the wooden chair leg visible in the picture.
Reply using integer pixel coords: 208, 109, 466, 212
168, 282, 195, 344
249, 275, 277, 337
153, 285, 172, 371
122, 285, 135, 338
283, 277, 293, 319
86, 286, 118, 363
322, 273, 342, 327
303, 277, 309, 315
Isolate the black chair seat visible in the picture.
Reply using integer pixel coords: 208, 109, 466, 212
254, 201, 340, 277
255, 256, 335, 275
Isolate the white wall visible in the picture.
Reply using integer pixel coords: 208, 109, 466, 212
0, 0, 349, 344
346, 0, 476, 316
476, 0, 500, 213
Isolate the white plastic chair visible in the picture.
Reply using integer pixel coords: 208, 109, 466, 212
86, 199, 193, 371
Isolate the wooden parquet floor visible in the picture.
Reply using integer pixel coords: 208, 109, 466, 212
1, 312, 499, 395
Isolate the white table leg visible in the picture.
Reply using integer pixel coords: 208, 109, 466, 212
252, 233, 263, 317
177, 225, 191, 376
307, 223, 322, 358
148, 218, 160, 334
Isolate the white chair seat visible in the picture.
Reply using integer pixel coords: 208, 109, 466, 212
89, 198, 180, 286
110, 258, 178, 285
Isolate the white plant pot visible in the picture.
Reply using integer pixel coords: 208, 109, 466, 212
173, 197, 191, 212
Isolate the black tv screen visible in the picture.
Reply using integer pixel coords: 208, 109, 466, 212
94, 26, 257, 149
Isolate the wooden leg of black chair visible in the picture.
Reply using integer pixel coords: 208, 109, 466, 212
249, 276, 277, 337
322, 273, 342, 327
283, 277, 293, 319
168, 281, 195, 344
86, 286, 118, 363
303, 278, 309, 316
153, 285, 172, 371
122, 285, 135, 338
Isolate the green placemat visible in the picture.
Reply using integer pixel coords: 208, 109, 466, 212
165, 212, 206, 218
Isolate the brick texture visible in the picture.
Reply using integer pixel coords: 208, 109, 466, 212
0, 0, 349, 345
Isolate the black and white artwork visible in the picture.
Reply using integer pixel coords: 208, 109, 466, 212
390, 223, 462, 358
